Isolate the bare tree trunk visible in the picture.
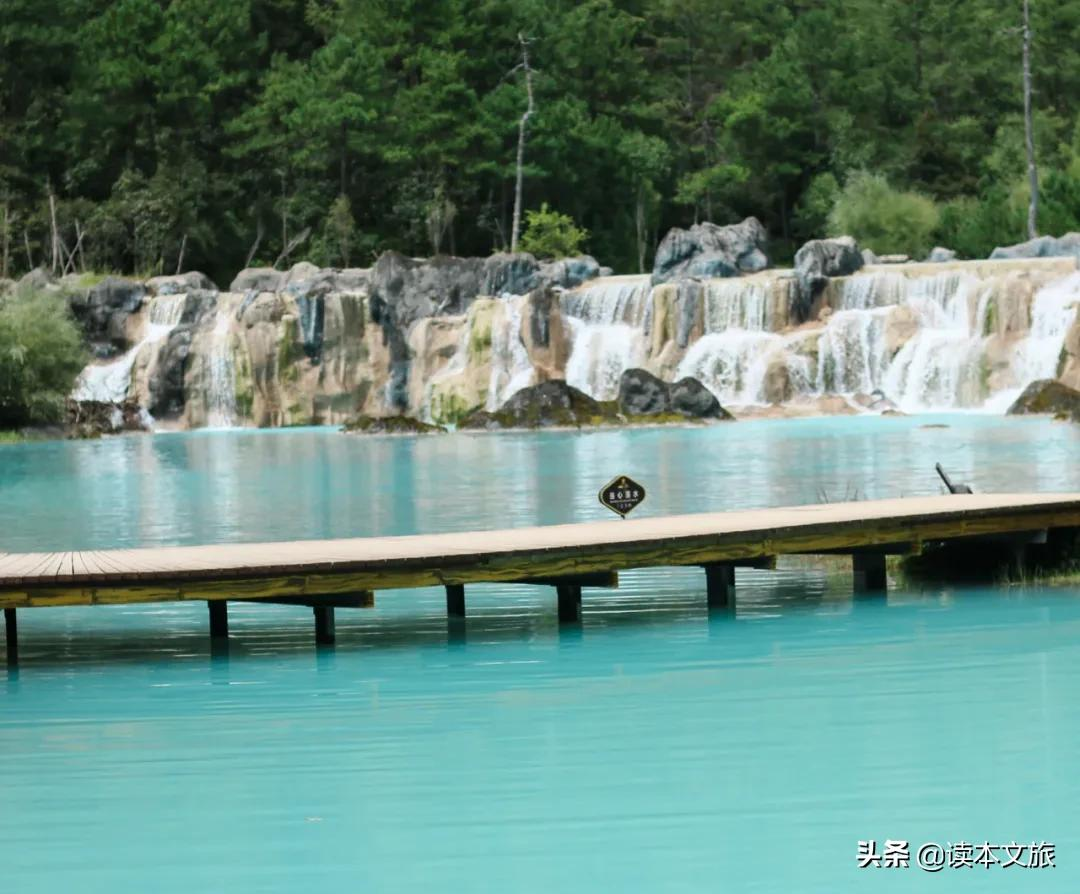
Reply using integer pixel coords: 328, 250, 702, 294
75, 220, 86, 273
1, 201, 9, 280
62, 230, 85, 276
23, 230, 33, 271
176, 233, 187, 275
280, 170, 288, 258
635, 185, 647, 273
510, 34, 535, 254
245, 217, 265, 270
274, 226, 311, 269
1023, 0, 1039, 239
48, 186, 60, 275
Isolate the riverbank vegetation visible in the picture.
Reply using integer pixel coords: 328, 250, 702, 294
0, 287, 86, 429
4, 0, 1080, 281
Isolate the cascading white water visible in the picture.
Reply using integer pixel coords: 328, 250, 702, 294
564, 318, 645, 401
486, 295, 534, 409
72, 294, 185, 402
677, 330, 787, 404
561, 275, 651, 399
204, 310, 238, 428
674, 274, 805, 404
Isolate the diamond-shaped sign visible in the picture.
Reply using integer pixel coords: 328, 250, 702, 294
598, 475, 646, 518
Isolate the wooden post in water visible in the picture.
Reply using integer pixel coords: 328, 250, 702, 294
4, 608, 16, 666
208, 601, 229, 639
556, 583, 582, 623
852, 554, 887, 593
313, 605, 336, 645
704, 563, 735, 609
446, 584, 465, 618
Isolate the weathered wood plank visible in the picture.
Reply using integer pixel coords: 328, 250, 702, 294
1, 495, 1079, 609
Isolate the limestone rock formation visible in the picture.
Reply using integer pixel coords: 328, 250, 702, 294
990, 233, 1080, 261
651, 218, 769, 284
66, 276, 147, 357
793, 236, 864, 320
519, 285, 571, 382
1007, 379, 1080, 420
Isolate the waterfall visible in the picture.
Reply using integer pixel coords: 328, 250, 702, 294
561, 275, 651, 399
72, 294, 185, 402
486, 295, 534, 409
677, 330, 787, 404
204, 310, 238, 428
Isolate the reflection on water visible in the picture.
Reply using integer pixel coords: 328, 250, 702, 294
2, 416, 1080, 892
2, 414, 1080, 551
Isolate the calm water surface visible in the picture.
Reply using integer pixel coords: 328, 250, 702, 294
1, 415, 1079, 892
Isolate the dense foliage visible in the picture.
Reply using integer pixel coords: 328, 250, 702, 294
0, 288, 86, 427
519, 204, 589, 259
3, 0, 1080, 281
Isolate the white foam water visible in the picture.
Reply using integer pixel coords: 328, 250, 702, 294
72, 294, 185, 403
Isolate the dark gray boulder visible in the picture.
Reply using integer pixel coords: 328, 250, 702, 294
147, 271, 217, 295
617, 368, 670, 416
229, 267, 285, 293
990, 233, 1080, 261
459, 380, 609, 430
793, 236, 864, 321
66, 276, 146, 356
925, 246, 957, 263
539, 255, 602, 289
670, 377, 732, 419
17, 267, 56, 292
651, 218, 769, 285
482, 252, 541, 295
1007, 379, 1080, 421
147, 327, 193, 418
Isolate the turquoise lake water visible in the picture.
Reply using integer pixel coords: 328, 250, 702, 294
2, 415, 1080, 892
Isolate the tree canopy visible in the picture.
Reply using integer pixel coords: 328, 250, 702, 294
2, 0, 1078, 282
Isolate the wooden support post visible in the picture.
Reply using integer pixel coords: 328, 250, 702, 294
853, 553, 887, 593
4, 608, 16, 666
556, 583, 582, 623
446, 584, 465, 618
704, 563, 735, 609
208, 601, 229, 639
313, 605, 336, 645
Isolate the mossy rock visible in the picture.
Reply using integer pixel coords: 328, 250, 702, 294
1007, 379, 1080, 421
342, 414, 446, 435
428, 388, 480, 426
466, 299, 498, 362
456, 380, 727, 431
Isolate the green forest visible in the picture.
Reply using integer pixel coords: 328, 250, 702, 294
3, 0, 1080, 283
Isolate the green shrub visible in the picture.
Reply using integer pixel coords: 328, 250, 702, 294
935, 191, 1023, 259
794, 172, 840, 241
828, 171, 940, 258
0, 287, 86, 428
518, 203, 588, 259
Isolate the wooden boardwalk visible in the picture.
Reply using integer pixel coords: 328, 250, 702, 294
3, 492, 1080, 658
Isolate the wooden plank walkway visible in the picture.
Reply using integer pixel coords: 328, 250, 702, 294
2, 492, 1080, 610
